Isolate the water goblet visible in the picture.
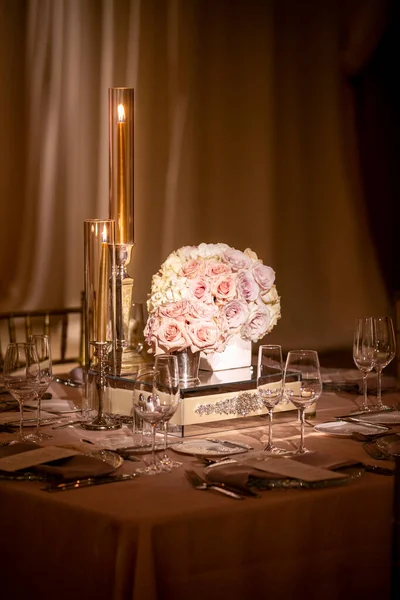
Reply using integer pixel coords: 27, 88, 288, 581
133, 368, 180, 475
3, 342, 41, 442
154, 354, 182, 470
372, 316, 396, 411
284, 350, 322, 454
353, 317, 375, 412
27, 334, 53, 440
257, 344, 285, 453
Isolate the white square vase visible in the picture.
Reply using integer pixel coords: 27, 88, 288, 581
199, 334, 252, 371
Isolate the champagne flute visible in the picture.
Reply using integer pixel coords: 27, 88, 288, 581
372, 316, 396, 411
133, 368, 180, 475
353, 317, 375, 412
257, 345, 285, 453
3, 343, 41, 442
27, 335, 53, 440
284, 350, 322, 454
154, 354, 182, 470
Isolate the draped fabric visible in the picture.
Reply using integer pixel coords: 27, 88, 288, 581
0, 0, 392, 352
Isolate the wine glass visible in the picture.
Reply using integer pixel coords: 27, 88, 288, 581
27, 335, 53, 440
154, 354, 182, 470
284, 350, 322, 454
353, 317, 375, 412
133, 368, 180, 475
2, 342, 41, 442
372, 316, 396, 411
131, 367, 154, 447
257, 344, 285, 453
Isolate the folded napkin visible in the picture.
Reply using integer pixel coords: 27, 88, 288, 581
33, 455, 116, 482
205, 452, 355, 493
0, 441, 115, 482
205, 463, 282, 493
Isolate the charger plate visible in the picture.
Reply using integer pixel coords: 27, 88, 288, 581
170, 439, 247, 458
314, 420, 387, 438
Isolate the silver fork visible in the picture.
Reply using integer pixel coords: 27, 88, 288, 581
185, 469, 244, 500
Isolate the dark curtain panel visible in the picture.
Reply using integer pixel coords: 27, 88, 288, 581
351, 3, 400, 295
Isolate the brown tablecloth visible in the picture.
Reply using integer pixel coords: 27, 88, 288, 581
0, 380, 395, 600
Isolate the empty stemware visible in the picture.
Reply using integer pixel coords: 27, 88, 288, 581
133, 368, 180, 475
154, 354, 182, 470
372, 316, 396, 411
284, 350, 322, 454
3, 343, 41, 442
353, 317, 375, 412
257, 344, 285, 453
27, 334, 53, 441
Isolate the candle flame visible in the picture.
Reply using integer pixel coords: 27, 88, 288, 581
102, 225, 107, 243
117, 104, 126, 122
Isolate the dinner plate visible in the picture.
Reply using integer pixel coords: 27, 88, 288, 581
375, 434, 400, 457
86, 450, 124, 469
314, 420, 387, 438
170, 439, 248, 458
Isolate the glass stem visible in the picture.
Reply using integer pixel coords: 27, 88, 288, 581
376, 369, 382, 407
36, 394, 41, 438
298, 407, 306, 453
362, 374, 368, 411
151, 423, 157, 468
267, 409, 273, 448
19, 401, 24, 440
163, 422, 168, 459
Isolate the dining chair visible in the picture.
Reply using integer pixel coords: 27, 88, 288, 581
392, 455, 400, 599
0, 294, 84, 371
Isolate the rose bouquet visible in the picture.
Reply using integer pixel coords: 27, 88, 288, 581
144, 243, 281, 355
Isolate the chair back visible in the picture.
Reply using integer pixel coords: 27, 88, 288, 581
392, 455, 400, 598
0, 300, 84, 371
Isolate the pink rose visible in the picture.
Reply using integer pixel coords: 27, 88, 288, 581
187, 320, 221, 352
144, 315, 161, 344
222, 248, 251, 271
152, 318, 190, 352
205, 261, 232, 278
189, 277, 212, 303
223, 300, 249, 330
237, 271, 259, 302
241, 308, 271, 342
187, 300, 219, 322
180, 258, 205, 279
252, 263, 275, 291
158, 300, 189, 320
212, 274, 237, 303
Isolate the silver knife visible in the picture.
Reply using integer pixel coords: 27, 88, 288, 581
205, 438, 253, 450
338, 417, 389, 430
42, 473, 137, 492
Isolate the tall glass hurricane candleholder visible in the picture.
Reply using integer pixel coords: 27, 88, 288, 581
83, 219, 119, 429
109, 87, 137, 374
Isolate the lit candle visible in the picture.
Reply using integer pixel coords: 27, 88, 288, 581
117, 103, 127, 243
97, 225, 109, 342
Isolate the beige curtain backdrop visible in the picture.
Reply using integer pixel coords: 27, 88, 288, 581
0, 0, 390, 352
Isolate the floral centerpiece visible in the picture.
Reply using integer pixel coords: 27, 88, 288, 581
144, 243, 281, 358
